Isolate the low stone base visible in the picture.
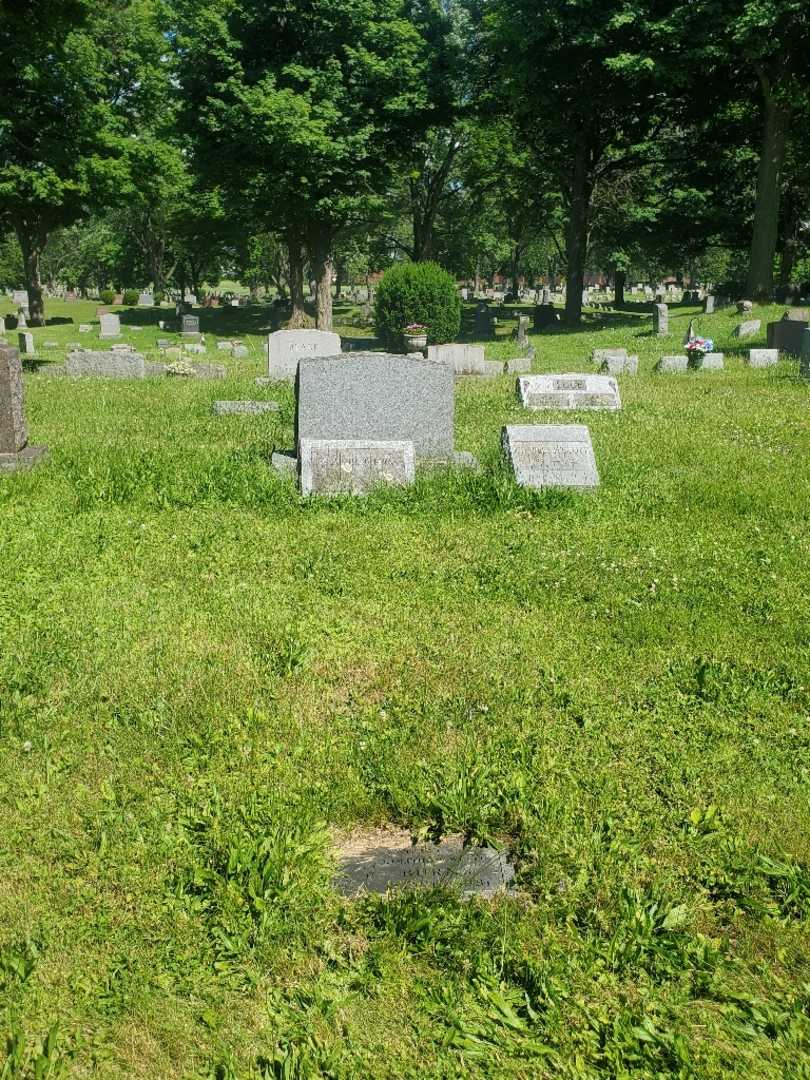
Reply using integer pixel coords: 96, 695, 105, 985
271, 448, 479, 475
0, 445, 47, 473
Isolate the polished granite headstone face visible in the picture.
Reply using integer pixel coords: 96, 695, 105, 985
299, 438, 414, 496
266, 329, 341, 380
295, 352, 455, 459
517, 373, 621, 410
334, 833, 515, 899
767, 318, 809, 356
502, 424, 599, 490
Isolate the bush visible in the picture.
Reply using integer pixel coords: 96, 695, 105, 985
374, 261, 461, 348
122, 289, 139, 306
99, 289, 115, 305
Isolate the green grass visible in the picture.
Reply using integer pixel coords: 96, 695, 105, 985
1, 298, 810, 1077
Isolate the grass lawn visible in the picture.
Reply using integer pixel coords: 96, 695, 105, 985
1, 296, 810, 1077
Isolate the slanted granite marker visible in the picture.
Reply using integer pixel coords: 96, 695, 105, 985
732, 319, 761, 339
294, 352, 456, 460
266, 328, 341, 380
299, 438, 415, 496
747, 349, 778, 368
517, 373, 621, 411
0, 344, 46, 472
502, 424, 599, 489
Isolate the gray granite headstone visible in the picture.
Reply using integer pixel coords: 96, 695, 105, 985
425, 343, 501, 377
99, 313, 121, 338
732, 319, 761, 339
267, 329, 341, 380
655, 355, 688, 373
299, 438, 415, 496
767, 319, 808, 355
703, 295, 715, 314
335, 836, 514, 899
137, 292, 153, 306
518, 373, 621, 410
502, 424, 599, 489
690, 351, 724, 370
653, 303, 668, 335
12, 290, 28, 312
212, 400, 279, 416
66, 349, 145, 379
747, 349, 778, 368
295, 352, 455, 459
181, 314, 200, 334
0, 316, 6, 335
0, 344, 46, 472
505, 356, 532, 375
599, 354, 638, 375
17, 332, 34, 355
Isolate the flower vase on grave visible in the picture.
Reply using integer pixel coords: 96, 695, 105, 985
403, 326, 428, 351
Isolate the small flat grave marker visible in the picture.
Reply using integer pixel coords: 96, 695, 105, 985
299, 438, 415, 496
66, 349, 145, 379
518, 373, 620, 410
747, 349, 778, 368
334, 830, 515, 900
655, 355, 688, 373
690, 352, 724, 370
212, 400, 279, 416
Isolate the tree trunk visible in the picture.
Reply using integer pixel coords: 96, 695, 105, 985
779, 236, 796, 286
745, 75, 790, 299
286, 238, 308, 327
474, 256, 481, 296
564, 138, 591, 326
614, 269, 625, 306
309, 230, 334, 330
16, 223, 46, 325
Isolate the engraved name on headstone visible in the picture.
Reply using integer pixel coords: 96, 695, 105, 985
502, 424, 599, 490
518, 373, 621, 410
299, 438, 415, 496
267, 329, 341, 380
181, 314, 200, 334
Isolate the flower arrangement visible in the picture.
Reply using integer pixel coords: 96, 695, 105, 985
685, 336, 713, 358
403, 323, 428, 334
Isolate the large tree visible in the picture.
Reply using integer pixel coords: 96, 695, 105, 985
0, 0, 164, 322
173, 0, 431, 330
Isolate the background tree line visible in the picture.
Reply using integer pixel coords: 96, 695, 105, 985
1, 0, 808, 326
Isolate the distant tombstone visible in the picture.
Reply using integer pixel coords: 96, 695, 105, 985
655, 355, 688, 373
183, 342, 206, 355
17, 332, 34, 355
653, 303, 668, 335
299, 437, 415, 496
533, 303, 557, 330
266, 328, 341, 380
783, 307, 810, 321
294, 352, 456, 460
212, 400, 279, 416
767, 318, 808, 355
232, 345, 248, 358
518, 373, 621, 411
473, 302, 493, 339
541, 287, 551, 304
599, 354, 638, 375
99, 313, 121, 338
216, 340, 234, 351
0, 344, 46, 472
426, 343, 501, 377
460, 287, 468, 300
690, 352, 724, 370
703, 295, 715, 314
17, 309, 27, 330
12, 289, 28, 312
747, 349, 778, 368
502, 424, 599, 490
737, 299, 753, 313
592, 347, 627, 365
516, 314, 530, 347
0, 316, 5, 335
335, 835, 515, 899
181, 314, 200, 334
732, 319, 761, 338
505, 356, 532, 375
137, 291, 153, 306
66, 349, 145, 379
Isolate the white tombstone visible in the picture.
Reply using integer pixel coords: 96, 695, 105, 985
517, 373, 621, 411
266, 329, 341, 380
99, 313, 121, 338
502, 425, 599, 489
426, 343, 502, 377
747, 348, 778, 368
